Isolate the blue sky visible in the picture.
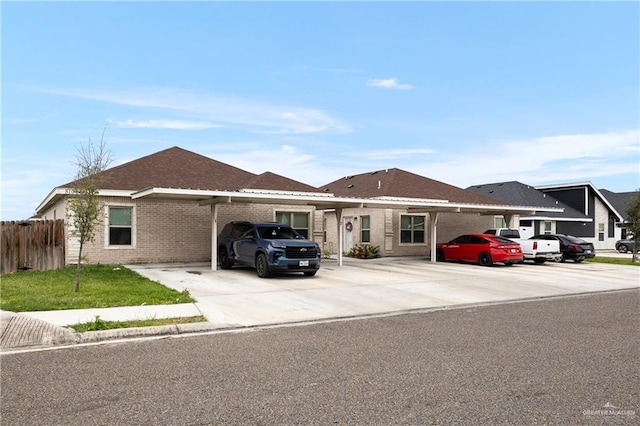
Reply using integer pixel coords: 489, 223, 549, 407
2, 1, 639, 220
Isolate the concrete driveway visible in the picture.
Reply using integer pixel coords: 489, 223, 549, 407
127, 257, 639, 328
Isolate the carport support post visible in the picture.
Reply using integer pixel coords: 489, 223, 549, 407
211, 203, 218, 271
335, 207, 343, 266
429, 212, 439, 263
504, 214, 515, 228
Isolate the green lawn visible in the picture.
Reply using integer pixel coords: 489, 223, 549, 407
586, 256, 639, 266
70, 315, 208, 332
0, 264, 195, 312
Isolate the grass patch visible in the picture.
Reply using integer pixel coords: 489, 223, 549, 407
0, 264, 195, 312
586, 257, 640, 266
69, 315, 208, 332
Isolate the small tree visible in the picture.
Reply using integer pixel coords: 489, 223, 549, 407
67, 129, 113, 292
625, 189, 640, 263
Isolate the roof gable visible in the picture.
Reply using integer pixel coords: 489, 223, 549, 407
535, 182, 623, 221
467, 181, 587, 218
320, 168, 507, 205
599, 189, 638, 221
64, 146, 257, 191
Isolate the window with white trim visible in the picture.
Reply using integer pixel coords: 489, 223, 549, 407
494, 216, 506, 228
400, 215, 425, 244
361, 215, 371, 243
543, 221, 552, 234
598, 223, 605, 241
276, 211, 309, 238
109, 207, 133, 246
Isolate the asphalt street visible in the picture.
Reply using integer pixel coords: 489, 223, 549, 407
1, 289, 638, 425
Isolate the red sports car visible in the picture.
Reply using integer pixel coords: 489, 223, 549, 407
436, 234, 524, 266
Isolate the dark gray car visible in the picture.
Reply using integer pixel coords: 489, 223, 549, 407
616, 238, 638, 253
218, 221, 321, 278
530, 234, 595, 262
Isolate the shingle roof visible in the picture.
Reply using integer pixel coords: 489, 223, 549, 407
467, 181, 587, 218
319, 168, 508, 205
63, 146, 321, 193
240, 172, 324, 193
600, 189, 637, 221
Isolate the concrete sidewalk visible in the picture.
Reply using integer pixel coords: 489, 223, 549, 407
2, 255, 638, 352
0, 305, 228, 351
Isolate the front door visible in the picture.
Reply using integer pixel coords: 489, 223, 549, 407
343, 217, 355, 254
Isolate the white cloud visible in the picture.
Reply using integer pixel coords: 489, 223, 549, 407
112, 119, 223, 131
366, 78, 414, 90
412, 130, 640, 188
4, 114, 57, 125
361, 148, 436, 160
42, 87, 352, 135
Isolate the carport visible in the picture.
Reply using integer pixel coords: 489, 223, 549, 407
131, 187, 562, 270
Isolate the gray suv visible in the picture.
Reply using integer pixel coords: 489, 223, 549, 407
218, 221, 321, 278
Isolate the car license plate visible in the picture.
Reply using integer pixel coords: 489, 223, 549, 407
510, 249, 517, 253
586, 250, 591, 254
299, 260, 309, 267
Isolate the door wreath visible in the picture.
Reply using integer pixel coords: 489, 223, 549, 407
345, 221, 353, 232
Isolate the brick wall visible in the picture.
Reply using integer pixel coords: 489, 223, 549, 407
323, 208, 495, 257
48, 194, 499, 264
68, 198, 321, 265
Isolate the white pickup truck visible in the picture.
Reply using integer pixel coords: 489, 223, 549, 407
484, 228, 562, 264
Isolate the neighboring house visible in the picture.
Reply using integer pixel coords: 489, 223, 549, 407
36, 147, 559, 266
468, 181, 625, 250
600, 189, 639, 239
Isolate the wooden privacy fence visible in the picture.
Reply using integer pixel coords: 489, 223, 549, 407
1, 220, 65, 275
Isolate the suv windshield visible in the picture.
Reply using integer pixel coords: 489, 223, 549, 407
257, 225, 301, 239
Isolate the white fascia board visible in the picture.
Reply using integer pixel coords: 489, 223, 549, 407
239, 188, 336, 197
131, 187, 567, 213
449, 202, 564, 213
534, 181, 593, 190
131, 188, 220, 199
519, 216, 593, 222
36, 188, 134, 214
36, 188, 67, 213
98, 189, 134, 197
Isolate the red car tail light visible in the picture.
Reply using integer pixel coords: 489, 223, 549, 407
533, 241, 538, 250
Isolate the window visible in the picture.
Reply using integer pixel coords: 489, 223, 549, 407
361, 215, 371, 243
543, 221, 552, 234
598, 223, 605, 241
276, 212, 309, 238
109, 207, 132, 246
494, 216, 506, 228
323, 217, 327, 242
400, 215, 425, 244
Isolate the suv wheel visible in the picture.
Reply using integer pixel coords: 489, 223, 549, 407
219, 248, 234, 269
255, 253, 271, 278
617, 245, 628, 253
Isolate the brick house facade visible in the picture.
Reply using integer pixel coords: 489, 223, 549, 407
36, 147, 556, 266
